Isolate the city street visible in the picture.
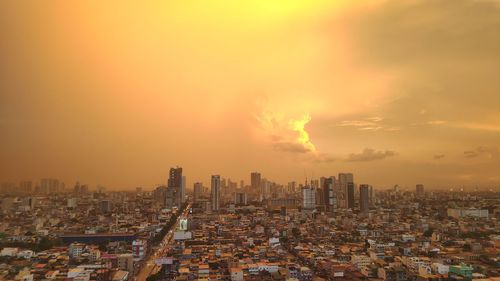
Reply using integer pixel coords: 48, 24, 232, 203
135, 204, 190, 281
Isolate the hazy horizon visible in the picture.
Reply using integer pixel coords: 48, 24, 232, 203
1, 1, 499, 190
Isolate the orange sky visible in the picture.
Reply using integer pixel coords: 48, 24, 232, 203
1, 1, 499, 190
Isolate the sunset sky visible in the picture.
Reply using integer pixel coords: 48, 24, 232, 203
1, 1, 499, 189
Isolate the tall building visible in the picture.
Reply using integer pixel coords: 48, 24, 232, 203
302, 185, 316, 211
347, 182, 355, 209
416, 184, 424, 198
323, 177, 336, 211
338, 173, 354, 208
250, 172, 261, 191
167, 167, 184, 208
359, 184, 370, 213
211, 175, 221, 211
168, 167, 183, 188
193, 182, 203, 203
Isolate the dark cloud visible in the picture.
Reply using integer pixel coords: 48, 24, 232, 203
345, 148, 396, 162
464, 146, 499, 159
433, 154, 445, 160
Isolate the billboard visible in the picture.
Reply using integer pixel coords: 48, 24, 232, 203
179, 218, 188, 231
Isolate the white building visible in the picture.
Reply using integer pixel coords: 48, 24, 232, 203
132, 239, 147, 261
302, 187, 316, 210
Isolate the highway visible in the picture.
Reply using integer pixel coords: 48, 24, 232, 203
135, 204, 190, 281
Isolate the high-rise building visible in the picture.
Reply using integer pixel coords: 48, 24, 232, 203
168, 167, 183, 188
416, 184, 424, 198
302, 185, 316, 210
193, 182, 203, 203
323, 177, 336, 211
211, 175, 221, 211
250, 172, 261, 191
338, 173, 354, 208
167, 167, 184, 208
347, 182, 355, 209
359, 184, 370, 213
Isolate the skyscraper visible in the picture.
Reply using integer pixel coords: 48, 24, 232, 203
302, 184, 316, 211
338, 173, 354, 208
359, 184, 370, 213
167, 167, 184, 208
250, 172, 261, 191
323, 177, 335, 211
168, 167, 182, 188
211, 175, 221, 211
347, 182, 355, 209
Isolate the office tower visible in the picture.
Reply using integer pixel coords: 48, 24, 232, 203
234, 192, 247, 205
323, 177, 335, 211
211, 175, 221, 211
193, 182, 203, 203
287, 181, 296, 193
338, 173, 354, 208
240, 180, 244, 189
168, 167, 183, 188
416, 184, 424, 198
250, 172, 261, 191
168, 167, 184, 208
19, 181, 33, 194
302, 185, 316, 210
359, 184, 370, 213
347, 182, 355, 209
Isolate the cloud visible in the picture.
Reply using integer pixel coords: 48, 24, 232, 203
345, 148, 397, 162
257, 110, 316, 154
464, 146, 499, 159
335, 116, 391, 131
433, 154, 445, 160
272, 142, 312, 153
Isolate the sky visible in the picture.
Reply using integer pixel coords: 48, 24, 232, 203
1, 0, 499, 190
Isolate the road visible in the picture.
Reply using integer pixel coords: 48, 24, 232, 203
135, 204, 190, 281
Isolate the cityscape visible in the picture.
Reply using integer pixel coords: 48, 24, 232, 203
1, 1, 500, 281
0, 169, 499, 281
